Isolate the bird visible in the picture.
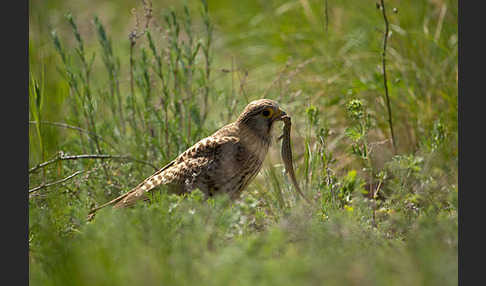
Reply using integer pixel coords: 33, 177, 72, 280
88, 99, 287, 216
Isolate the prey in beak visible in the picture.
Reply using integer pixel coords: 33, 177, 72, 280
274, 109, 290, 141
272, 109, 287, 122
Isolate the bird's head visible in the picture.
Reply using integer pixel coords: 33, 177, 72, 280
236, 99, 287, 142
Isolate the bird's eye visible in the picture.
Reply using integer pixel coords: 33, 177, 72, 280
262, 108, 273, 118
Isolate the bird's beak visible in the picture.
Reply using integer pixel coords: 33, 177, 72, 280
273, 109, 287, 121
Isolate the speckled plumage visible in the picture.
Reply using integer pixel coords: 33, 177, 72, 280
91, 99, 286, 212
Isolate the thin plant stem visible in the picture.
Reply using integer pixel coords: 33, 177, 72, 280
324, 0, 329, 32
201, 0, 212, 123
29, 170, 85, 194
29, 121, 120, 152
29, 152, 158, 174
379, 0, 397, 154
129, 40, 140, 133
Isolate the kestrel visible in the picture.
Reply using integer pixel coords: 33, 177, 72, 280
89, 99, 287, 215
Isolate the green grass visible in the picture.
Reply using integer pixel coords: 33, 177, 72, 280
29, 0, 457, 285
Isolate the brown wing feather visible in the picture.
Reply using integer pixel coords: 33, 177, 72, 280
87, 134, 240, 219
114, 136, 241, 207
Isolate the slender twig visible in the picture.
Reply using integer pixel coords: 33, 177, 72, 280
324, 0, 329, 32
30, 120, 87, 134
29, 153, 158, 174
379, 0, 397, 153
371, 177, 383, 228
434, 4, 447, 43
227, 56, 238, 122
236, 68, 250, 104
127, 0, 153, 133
29, 121, 119, 152
201, 0, 213, 123
129, 40, 137, 125
263, 62, 291, 99
29, 171, 84, 194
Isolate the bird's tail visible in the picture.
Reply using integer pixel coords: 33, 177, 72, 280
87, 161, 175, 221
86, 190, 136, 221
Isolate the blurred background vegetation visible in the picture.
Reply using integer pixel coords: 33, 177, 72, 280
29, 0, 457, 285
